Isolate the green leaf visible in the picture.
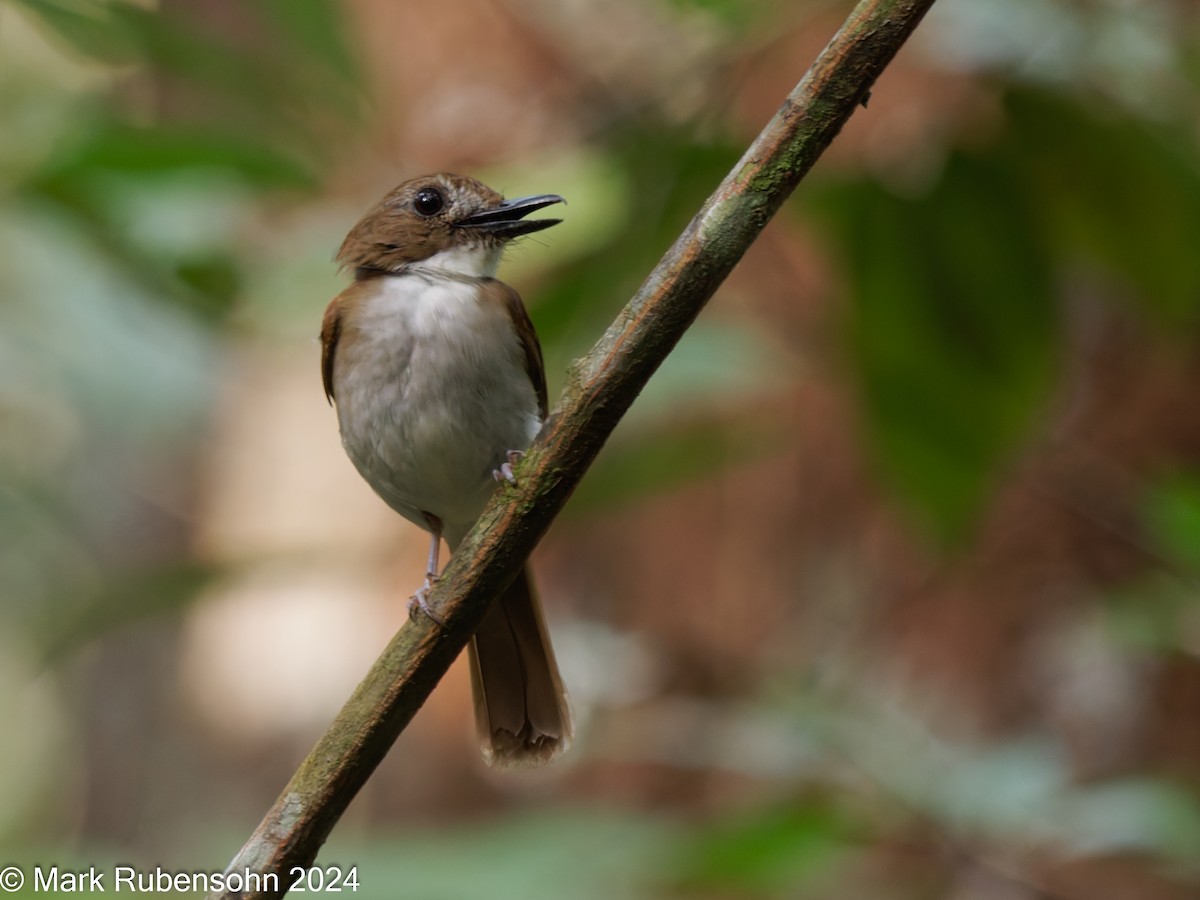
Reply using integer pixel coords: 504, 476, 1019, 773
1141, 471, 1200, 571
665, 0, 768, 31
20, 120, 313, 320
260, 0, 359, 84
18, 0, 362, 144
1008, 87, 1200, 324
672, 802, 853, 894
320, 810, 678, 900
173, 254, 242, 320
816, 150, 1059, 541
11, 0, 139, 64
31, 121, 317, 189
1104, 574, 1195, 653
533, 122, 743, 366
568, 410, 786, 514
565, 319, 790, 512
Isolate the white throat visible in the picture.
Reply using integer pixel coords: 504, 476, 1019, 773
411, 243, 502, 280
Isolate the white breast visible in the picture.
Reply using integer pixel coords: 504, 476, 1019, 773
333, 273, 541, 544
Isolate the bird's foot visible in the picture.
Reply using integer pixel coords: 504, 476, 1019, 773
492, 449, 525, 485
407, 574, 445, 627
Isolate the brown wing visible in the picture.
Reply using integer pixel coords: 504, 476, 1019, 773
319, 294, 345, 405
481, 279, 547, 419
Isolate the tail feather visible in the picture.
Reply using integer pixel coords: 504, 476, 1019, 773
468, 566, 571, 767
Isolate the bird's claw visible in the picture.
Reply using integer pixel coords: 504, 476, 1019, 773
491, 449, 525, 485
407, 574, 445, 627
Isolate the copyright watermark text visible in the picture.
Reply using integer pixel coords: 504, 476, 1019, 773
0, 864, 359, 893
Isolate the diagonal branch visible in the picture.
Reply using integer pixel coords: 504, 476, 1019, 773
209, 0, 938, 895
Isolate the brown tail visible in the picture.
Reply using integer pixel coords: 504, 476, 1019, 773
468, 566, 571, 767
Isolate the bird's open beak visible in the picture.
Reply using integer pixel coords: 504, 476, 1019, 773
457, 194, 565, 238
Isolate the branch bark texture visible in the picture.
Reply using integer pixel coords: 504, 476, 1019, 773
210, 0, 938, 895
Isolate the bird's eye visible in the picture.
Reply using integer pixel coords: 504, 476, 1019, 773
413, 187, 445, 217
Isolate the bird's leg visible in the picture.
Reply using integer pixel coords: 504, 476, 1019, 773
408, 513, 446, 626
491, 449, 525, 485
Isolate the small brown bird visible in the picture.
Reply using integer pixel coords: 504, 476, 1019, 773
320, 173, 570, 766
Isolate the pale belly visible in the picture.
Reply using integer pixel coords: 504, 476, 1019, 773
332, 275, 541, 543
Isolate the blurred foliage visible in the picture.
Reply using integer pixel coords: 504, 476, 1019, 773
1104, 471, 1200, 654
565, 319, 793, 513
0, 0, 358, 639
322, 811, 675, 900
1, 0, 1199, 896
525, 122, 794, 516
0, 2, 363, 854
665, 0, 767, 33
10, 0, 358, 322
669, 800, 855, 895
534, 122, 743, 360
810, 81, 1200, 541
815, 145, 1059, 541
1143, 471, 1200, 573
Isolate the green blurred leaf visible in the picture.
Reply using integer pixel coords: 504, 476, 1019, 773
1101, 467, 1199, 647
36, 560, 226, 665
1103, 574, 1196, 651
528, 125, 764, 509
632, 318, 787, 407
31, 120, 317, 189
174, 254, 241, 316
809, 83, 1200, 542
1142, 471, 1200, 571
260, 0, 359, 84
665, 0, 768, 31
1060, 777, 1200, 860
672, 802, 853, 895
110, 2, 314, 131
569, 409, 786, 514
22, 121, 313, 321
11, 0, 139, 64
1009, 88, 1200, 324
320, 810, 678, 900
815, 150, 1058, 541
16, 0, 361, 158
534, 122, 743, 368
566, 318, 790, 512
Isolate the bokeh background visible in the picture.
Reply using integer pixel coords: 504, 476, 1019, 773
2, 0, 1200, 897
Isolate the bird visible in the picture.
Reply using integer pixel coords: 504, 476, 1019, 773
319, 173, 571, 766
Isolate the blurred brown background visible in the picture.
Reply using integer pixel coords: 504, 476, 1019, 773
2, 0, 1199, 897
